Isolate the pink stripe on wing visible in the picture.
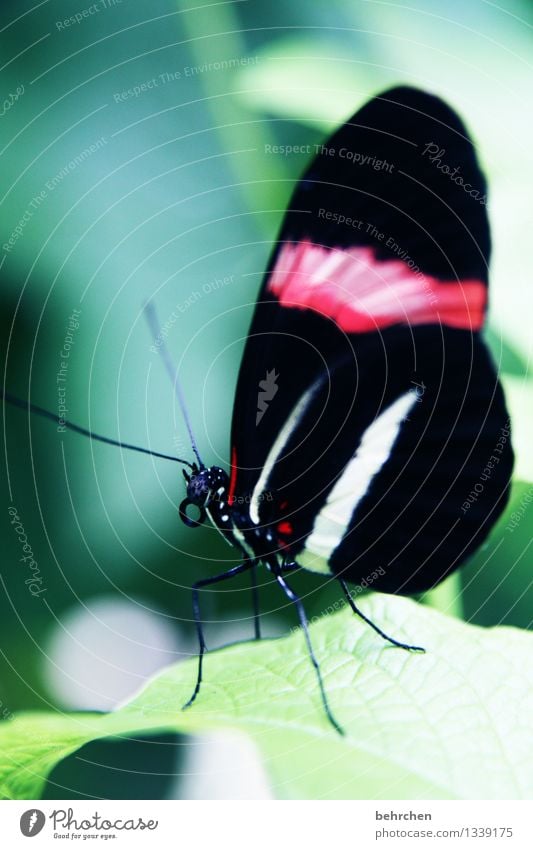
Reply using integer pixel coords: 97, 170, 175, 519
267, 240, 486, 332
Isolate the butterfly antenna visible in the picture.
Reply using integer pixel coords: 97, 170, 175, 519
144, 301, 204, 469
1, 391, 194, 469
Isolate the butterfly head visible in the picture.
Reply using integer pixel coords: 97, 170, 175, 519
179, 464, 230, 528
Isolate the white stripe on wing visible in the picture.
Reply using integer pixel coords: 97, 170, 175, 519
302, 389, 418, 572
250, 383, 318, 525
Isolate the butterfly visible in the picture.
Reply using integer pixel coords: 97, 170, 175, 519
176, 86, 514, 732
4, 86, 514, 734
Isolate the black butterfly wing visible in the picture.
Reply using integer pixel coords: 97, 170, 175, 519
228, 86, 513, 593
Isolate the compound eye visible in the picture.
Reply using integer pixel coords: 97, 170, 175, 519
179, 498, 207, 528
187, 476, 210, 503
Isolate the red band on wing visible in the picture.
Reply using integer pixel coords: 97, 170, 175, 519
268, 240, 487, 332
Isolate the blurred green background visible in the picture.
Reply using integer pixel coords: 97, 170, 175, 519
1, 0, 532, 799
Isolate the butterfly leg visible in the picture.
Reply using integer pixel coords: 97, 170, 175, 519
280, 560, 301, 573
338, 578, 425, 652
275, 573, 344, 736
251, 562, 261, 640
183, 560, 254, 710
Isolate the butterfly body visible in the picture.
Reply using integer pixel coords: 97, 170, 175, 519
181, 465, 283, 564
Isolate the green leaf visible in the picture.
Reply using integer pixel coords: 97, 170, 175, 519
1, 595, 532, 800
503, 376, 533, 483
236, 37, 381, 128
484, 326, 529, 377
